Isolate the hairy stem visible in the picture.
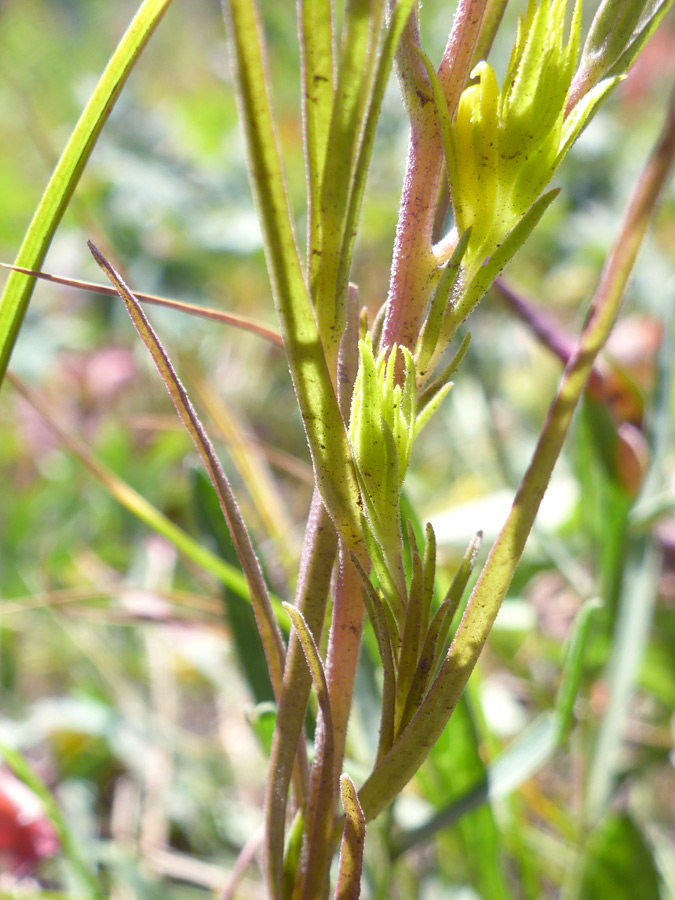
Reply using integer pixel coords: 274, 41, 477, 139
380, 0, 489, 352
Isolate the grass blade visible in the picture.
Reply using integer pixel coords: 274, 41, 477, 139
0, 0, 173, 388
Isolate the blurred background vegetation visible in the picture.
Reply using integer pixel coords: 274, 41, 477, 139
0, 0, 674, 897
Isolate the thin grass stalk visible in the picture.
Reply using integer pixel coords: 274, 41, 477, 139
1, 264, 284, 346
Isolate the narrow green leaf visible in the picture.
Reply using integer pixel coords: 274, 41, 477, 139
577, 814, 662, 900
351, 553, 397, 761
418, 331, 471, 414
608, 0, 674, 80
314, 0, 386, 350
282, 602, 336, 900
265, 491, 335, 900
0, 0, 173, 388
90, 242, 287, 703
420, 522, 437, 641
336, 0, 417, 306
223, 0, 364, 554
554, 597, 602, 741
399, 532, 481, 731
283, 604, 333, 732
586, 538, 660, 822
334, 774, 366, 900
442, 189, 560, 345
415, 229, 471, 381
300, 0, 335, 269
396, 533, 425, 730
558, 76, 623, 165
246, 702, 278, 757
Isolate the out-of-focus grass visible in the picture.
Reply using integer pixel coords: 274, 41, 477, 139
0, 1, 674, 897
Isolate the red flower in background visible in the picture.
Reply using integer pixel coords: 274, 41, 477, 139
0, 768, 60, 877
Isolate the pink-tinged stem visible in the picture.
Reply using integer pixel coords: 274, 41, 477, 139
325, 549, 365, 790
264, 489, 336, 900
380, 0, 489, 353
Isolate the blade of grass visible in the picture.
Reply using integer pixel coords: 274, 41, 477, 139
0, 264, 284, 346
0, 0, 173, 388
89, 242, 287, 702
585, 537, 661, 822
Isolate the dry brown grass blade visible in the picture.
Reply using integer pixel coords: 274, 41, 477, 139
1, 263, 284, 346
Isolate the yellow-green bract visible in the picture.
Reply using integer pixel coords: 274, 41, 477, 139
447, 0, 619, 276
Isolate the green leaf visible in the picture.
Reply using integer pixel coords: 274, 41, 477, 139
415, 229, 471, 381
246, 701, 278, 757
442, 189, 560, 344
351, 553, 397, 761
0, 0, 173, 388
578, 814, 662, 900
558, 76, 623, 165
223, 0, 365, 554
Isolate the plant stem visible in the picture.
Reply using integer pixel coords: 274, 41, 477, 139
264, 490, 337, 900
356, 82, 675, 824
380, 0, 489, 353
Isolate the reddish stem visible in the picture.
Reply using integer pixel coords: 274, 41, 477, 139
380, 0, 489, 353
